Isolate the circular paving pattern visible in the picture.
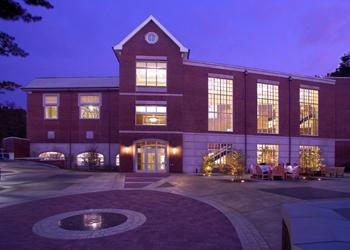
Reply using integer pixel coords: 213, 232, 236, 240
0, 190, 242, 250
33, 209, 146, 239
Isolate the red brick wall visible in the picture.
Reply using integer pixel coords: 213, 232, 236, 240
335, 78, 350, 138
2, 137, 30, 157
27, 91, 119, 143
335, 141, 350, 166
290, 80, 335, 138
118, 20, 184, 132
334, 77, 350, 166
182, 65, 245, 134
117, 20, 185, 172
181, 66, 336, 138
119, 133, 182, 173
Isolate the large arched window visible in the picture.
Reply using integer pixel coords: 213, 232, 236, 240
38, 152, 65, 160
76, 152, 104, 167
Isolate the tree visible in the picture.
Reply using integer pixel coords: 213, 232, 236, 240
0, 81, 22, 93
201, 154, 214, 176
0, 0, 54, 87
299, 147, 323, 177
221, 151, 245, 181
329, 53, 350, 77
0, 0, 53, 57
0, 101, 26, 141
79, 147, 104, 170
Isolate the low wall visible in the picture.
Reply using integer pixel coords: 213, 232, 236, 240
19, 158, 65, 169
2, 137, 30, 158
282, 201, 350, 249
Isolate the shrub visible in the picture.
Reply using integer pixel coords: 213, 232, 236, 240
201, 154, 214, 175
226, 151, 245, 177
299, 148, 323, 176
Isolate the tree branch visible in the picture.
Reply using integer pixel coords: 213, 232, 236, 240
0, 0, 42, 22
0, 81, 22, 94
0, 32, 29, 57
24, 0, 53, 9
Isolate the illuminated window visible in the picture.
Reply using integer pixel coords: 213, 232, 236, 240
43, 94, 59, 119
136, 105, 166, 126
208, 143, 233, 165
79, 94, 101, 119
257, 83, 279, 134
38, 151, 65, 160
208, 77, 233, 132
257, 144, 279, 165
300, 88, 318, 136
299, 145, 321, 168
136, 61, 167, 87
76, 152, 104, 167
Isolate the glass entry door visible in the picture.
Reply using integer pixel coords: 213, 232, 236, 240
136, 141, 167, 172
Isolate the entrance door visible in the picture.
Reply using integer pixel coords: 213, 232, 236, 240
136, 141, 167, 172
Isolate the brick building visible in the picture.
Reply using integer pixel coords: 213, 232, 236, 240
23, 16, 350, 173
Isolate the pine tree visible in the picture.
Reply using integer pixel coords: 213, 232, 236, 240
0, 0, 53, 57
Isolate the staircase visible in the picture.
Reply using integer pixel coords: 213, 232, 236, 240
208, 144, 233, 164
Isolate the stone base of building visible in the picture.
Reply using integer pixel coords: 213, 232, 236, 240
183, 132, 335, 173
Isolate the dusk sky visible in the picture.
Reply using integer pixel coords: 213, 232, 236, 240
1, 0, 349, 108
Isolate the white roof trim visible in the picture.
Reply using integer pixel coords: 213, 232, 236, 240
184, 60, 336, 85
113, 15, 189, 53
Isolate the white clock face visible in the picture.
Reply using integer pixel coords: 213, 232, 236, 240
145, 32, 159, 44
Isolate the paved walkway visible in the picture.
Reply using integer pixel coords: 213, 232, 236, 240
124, 173, 169, 188
0, 189, 241, 250
2, 161, 350, 250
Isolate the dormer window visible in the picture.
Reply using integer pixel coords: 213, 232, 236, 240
136, 61, 167, 87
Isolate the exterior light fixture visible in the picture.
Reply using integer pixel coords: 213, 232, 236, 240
171, 147, 178, 155
148, 117, 158, 123
241, 179, 245, 183
123, 146, 131, 154
317, 177, 322, 181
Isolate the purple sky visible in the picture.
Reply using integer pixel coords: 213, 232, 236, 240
1, 0, 349, 108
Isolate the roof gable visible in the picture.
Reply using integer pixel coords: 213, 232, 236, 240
113, 15, 188, 53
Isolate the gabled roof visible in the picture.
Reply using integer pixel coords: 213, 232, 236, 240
113, 15, 189, 53
23, 76, 119, 91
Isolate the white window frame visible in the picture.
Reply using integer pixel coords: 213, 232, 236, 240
208, 76, 233, 132
136, 60, 167, 88
257, 82, 279, 134
299, 88, 319, 136
78, 93, 101, 120
43, 93, 59, 120
135, 103, 167, 126
257, 144, 279, 165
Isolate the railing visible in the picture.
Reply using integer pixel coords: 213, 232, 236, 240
299, 114, 314, 124
208, 145, 233, 163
